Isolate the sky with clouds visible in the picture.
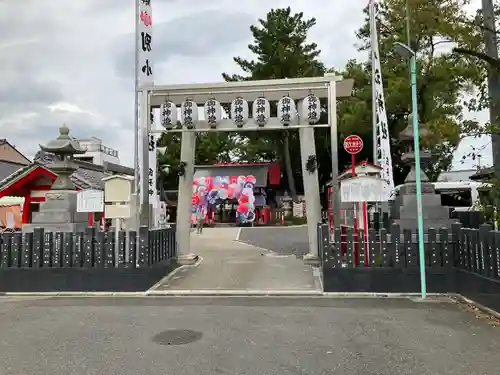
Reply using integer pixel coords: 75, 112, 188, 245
0, 0, 491, 170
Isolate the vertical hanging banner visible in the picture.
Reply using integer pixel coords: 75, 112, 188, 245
136, 0, 154, 213
370, 0, 395, 200
148, 129, 159, 226
137, 0, 154, 89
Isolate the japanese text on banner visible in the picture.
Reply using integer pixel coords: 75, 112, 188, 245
370, 0, 394, 199
148, 131, 158, 207
137, 0, 153, 87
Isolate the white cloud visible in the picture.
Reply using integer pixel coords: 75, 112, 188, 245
0, 0, 491, 172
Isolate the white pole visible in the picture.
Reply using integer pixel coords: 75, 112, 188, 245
133, 0, 139, 194
370, 0, 377, 165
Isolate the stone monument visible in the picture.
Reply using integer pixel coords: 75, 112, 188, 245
391, 116, 455, 230
22, 125, 90, 233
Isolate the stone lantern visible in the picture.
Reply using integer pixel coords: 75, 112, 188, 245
40, 124, 87, 190
398, 114, 432, 187
391, 115, 455, 230
23, 125, 90, 233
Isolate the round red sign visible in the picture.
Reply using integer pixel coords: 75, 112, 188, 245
343, 135, 363, 154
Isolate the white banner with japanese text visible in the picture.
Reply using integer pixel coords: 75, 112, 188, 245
370, 0, 395, 200
137, 0, 153, 88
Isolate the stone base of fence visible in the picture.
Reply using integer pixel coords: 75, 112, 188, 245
323, 268, 455, 294
323, 267, 500, 313
0, 261, 177, 293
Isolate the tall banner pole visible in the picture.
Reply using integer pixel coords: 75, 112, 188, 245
369, 0, 395, 203
134, 0, 140, 195
136, 0, 154, 227
370, 0, 377, 164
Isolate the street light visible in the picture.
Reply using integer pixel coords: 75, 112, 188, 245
393, 41, 427, 299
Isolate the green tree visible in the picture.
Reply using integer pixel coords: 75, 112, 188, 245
336, 0, 485, 183
222, 7, 326, 200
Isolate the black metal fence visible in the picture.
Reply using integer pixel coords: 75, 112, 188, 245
320, 223, 500, 273
318, 222, 500, 312
0, 226, 176, 269
0, 226, 177, 293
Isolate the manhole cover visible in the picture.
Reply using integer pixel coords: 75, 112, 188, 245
152, 329, 202, 346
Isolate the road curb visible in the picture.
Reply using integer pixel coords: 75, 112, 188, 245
0, 291, 448, 298
452, 294, 500, 320
145, 290, 324, 296
0, 292, 147, 297
145, 256, 204, 294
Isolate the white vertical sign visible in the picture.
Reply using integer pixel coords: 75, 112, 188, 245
135, 0, 154, 212
148, 132, 158, 209
137, 0, 154, 88
370, 0, 395, 200
138, 91, 147, 204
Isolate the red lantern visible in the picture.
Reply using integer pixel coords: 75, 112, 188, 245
237, 204, 248, 213
192, 194, 200, 205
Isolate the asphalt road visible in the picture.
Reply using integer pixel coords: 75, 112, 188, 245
238, 225, 309, 257
0, 296, 498, 375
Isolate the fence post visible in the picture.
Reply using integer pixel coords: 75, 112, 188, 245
428, 228, 438, 268
333, 227, 342, 267
479, 223, 493, 276
138, 226, 150, 266
169, 224, 177, 259
439, 227, 451, 267
83, 227, 94, 268
128, 230, 137, 267
11, 232, 22, 268
484, 229, 495, 278
316, 224, 323, 264
450, 222, 462, 268
380, 228, 388, 267
117, 230, 126, 267
32, 228, 44, 268
73, 232, 84, 267
94, 231, 105, 267
62, 232, 73, 267
52, 231, 63, 267
403, 229, 415, 267
22, 232, 33, 267
1, 233, 12, 268
103, 231, 115, 268
43, 231, 53, 267
493, 231, 500, 278
390, 224, 402, 267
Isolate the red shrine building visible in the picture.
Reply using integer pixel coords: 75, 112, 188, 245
0, 150, 133, 228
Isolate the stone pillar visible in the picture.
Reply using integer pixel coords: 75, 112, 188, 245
176, 131, 198, 265
299, 126, 322, 265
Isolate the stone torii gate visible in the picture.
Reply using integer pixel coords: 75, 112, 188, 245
139, 75, 353, 265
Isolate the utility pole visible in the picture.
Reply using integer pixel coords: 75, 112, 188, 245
482, 0, 500, 177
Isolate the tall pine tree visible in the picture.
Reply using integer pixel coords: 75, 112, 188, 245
222, 7, 325, 200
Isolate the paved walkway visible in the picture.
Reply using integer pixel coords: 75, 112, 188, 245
153, 228, 319, 291
237, 225, 309, 257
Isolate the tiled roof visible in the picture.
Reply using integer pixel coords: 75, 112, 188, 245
71, 167, 106, 189
0, 162, 106, 192
0, 161, 25, 182
0, 150, 131, 192
0, 163, 35, 189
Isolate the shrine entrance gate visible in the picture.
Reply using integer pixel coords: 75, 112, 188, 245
138, 75, 353, 265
